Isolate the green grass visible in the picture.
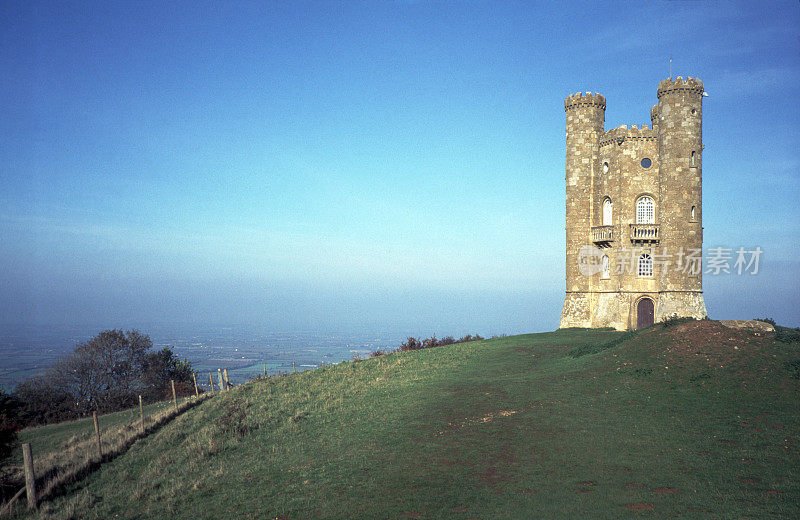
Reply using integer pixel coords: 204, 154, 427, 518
9, 400, 179, 467
19, 322, 800, 519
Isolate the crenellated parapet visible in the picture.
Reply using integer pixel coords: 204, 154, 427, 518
657, 76, 704, 99
564, 92, 606, 111
599, 124, 656, 147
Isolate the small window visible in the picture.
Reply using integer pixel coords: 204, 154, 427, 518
603, 161, 609, 173
602, 198, 613, 226
691, 108, 696, 115
638, 254, 653, 277
636, 196, 655, 224
602, 255, 610, 279
691, 151, 696, 166
641, 158, 652, 169
691, 206, 696, 220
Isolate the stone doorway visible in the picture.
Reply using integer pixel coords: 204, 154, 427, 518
636, 298, 654, 329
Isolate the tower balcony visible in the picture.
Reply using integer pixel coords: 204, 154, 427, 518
630, 223, 660, 244
591, 225, 614, 247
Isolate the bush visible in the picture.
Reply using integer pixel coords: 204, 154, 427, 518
0, 390, 22, 462
661, 315, 695, 328
399, 337, 423, 351
755, 317, 777, 326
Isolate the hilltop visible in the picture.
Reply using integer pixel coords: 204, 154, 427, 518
16, 321, 800, 519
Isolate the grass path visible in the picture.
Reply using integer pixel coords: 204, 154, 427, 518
21, 323, 800, 519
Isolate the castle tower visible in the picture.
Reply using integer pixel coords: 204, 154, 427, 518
653, 78, 707, 320
559, 78, 707, 330
560, 92, 605, 328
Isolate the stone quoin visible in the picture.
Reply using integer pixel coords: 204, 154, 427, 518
560, 77, 708, 330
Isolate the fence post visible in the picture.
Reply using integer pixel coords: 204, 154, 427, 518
293, 361, 296, 374
223, 369, 230, 390
263, 363, 267, 376
171, 380, 178, 411
209, 372, 215, 394
192, 372, 199, 397
218, 369, 225, 392
22, 443, 37, 510
92, 411, 102, 459
139, 395, 144, 433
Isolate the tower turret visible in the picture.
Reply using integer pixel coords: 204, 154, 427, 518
560, 92, 605, 328
654, 77, 707, 320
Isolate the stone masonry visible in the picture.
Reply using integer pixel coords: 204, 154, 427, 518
560, 77, 708, 330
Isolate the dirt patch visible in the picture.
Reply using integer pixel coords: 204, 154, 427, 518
652, 487, 678, 494
739, 477, 760, 485
658, 320, 781, 378
625, 503, 654, 511
451, 506, 470, 512
434, 410, 519, 437
519, 488, 538, 494
625, 483, 646, 488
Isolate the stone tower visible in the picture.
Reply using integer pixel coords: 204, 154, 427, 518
559, 77, 708, 330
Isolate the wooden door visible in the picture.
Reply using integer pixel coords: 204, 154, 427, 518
637, 298, 654, 329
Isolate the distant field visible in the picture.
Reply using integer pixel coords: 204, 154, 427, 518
17, 321, 800, 519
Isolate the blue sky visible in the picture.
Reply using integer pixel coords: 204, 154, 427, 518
1, 1, 798, 335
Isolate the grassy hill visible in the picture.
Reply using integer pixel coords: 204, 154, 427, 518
18, 321, 800, 519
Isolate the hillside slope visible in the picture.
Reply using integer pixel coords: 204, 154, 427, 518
24, 322, 800, 519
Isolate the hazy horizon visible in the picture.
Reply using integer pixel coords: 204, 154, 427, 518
3, 1, 799, 336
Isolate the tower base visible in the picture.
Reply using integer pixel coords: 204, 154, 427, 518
559, 291, 707, 331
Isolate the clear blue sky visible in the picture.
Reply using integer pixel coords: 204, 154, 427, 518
1, 1, 798, 335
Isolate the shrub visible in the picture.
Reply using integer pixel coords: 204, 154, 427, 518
393, 332, 489, 354
661, 315, 695, 328
422, 336, 439, 349
399, 338, 423, 351
755, 317, 777, 326
0, 390, 22, 462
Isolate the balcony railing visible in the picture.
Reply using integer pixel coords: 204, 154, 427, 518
630, 223, 660, 243
591, 225, 614, 246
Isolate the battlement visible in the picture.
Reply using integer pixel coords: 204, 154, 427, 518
657, 76, 704, 98
599, 124, 655, 147
650, 105, 658, 121
564, 91, 606, 111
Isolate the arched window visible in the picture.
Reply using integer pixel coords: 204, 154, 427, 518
638, 253, 653, 277
602, 198, 613, 226
602, 254, 610, 279
691, 151, 696, 166
636, 196, 655, 224
691, 206, 696, 221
